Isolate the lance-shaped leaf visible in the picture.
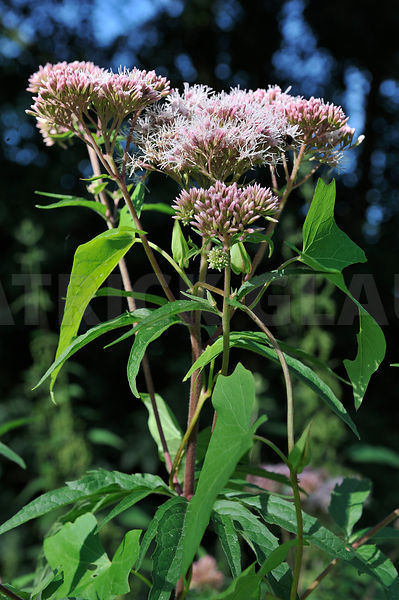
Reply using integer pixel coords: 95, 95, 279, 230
239, 493, 399, 599
0, 469, 171, 535
35, 191, 108, 220
34, 311, 148, 391
95, 286, 167, 306
50, 228, 136, 397
329, 477, 371, 539
149, 496, 188, 600
141, 393, 183, 464
184, 331, 359, 438
171, 219, 189, 268
181, 364, 255, 575
0, 441, 26, 469
288, 422, 312, 474
215, 564, 260, 600
211, 512, 242, 578
43, 513, 141, 600
297, 179, 385, 409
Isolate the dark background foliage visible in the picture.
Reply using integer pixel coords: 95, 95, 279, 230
0, 0, 398, 587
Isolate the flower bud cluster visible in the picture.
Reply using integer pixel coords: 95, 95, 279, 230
207, 247, 230, 270
173, 181, 280, 247
27, 61, 170, 146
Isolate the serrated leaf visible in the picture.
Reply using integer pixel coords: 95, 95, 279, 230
0, 441, 26, 469
98, 489, 154, 531
107, 298, 218, 349
329, 477, 372, 538
212, 512, 242, 578
288, 422, 312, 474
50, 228, 135, 396
181, 364, 255, 575
302, 179, 366, 272
128, 318, 181, 397
43, 513, 141, 600
184, 331, 359, 438
355, 545, 399, 599
141, 393, 183, 464
240, 493, 399, 597
215, 564, 260, 599
0, 469, 171, 535
34, 311, 148, 391
213, 499, 292, 600
149, 497, 188, 600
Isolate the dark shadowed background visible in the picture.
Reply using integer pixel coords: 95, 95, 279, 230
0, 0, 398, 592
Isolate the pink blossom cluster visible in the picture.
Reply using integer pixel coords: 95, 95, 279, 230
27, 61, 170, 146
190, 555, 224, 591
130, 83, 299, 185
173, 181, 280, 247
247, 463, 346, 514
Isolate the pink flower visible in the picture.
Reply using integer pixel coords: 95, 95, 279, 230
190, 555, 224, 591
173, 181, 280, 247
131, 83, 298, 185
27, 61, 170, 146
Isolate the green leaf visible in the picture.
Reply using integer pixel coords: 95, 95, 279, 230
98, 488, 155, 531
44, 513, 141, 600
141, 393, 183, 464
128, 318, 181, 397
184, 331, 359, 438
142, 203, 175, 215
108, 298, 218, 348
213, 499, 292, 600
0, 469, 171, 535
81, 174, 114, 182
231, 242, 252, 275
296, 179, 385, 408
211, 512, 242, 578
346, 444, 399, 467
171, 220, 189, 268
258, 540, 298, 578
236, 267, 313, 300
136, 497, 177, 571
181, 364, 255, 575
131, 182, 146, 217
214, 564, 260, 600
149, 497, 188, 600
35, 192, 108, 220
240, 493, 399, 598
288, 422, 312, 474
87, 428, 124, 449
302, 179, 366, 272
0, 441, 26, 469
355, 545, 399, 599
34, 311, 147, 391
329, 477, 371, 539
50, 228, 135, 396
0, 418, 31, 437
95, 286, 167, 306
327, 272, 386, 409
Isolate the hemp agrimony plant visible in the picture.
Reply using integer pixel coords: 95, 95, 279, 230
0, 60, 397, 600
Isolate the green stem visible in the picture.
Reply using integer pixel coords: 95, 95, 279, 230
238, 304, 295, 453
136, 239, 192, 289
290, 470, 304, 600
248, 256, 300, 311
221, 254, 231, 376
253, 434, 289, 465
131, 570, 152, 589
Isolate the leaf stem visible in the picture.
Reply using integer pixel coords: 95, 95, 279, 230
131, 569, 152, 589
237, 304, 295, 453
301, 507, 399, 599
290, 470, 304, 600
253, 434, 289, 465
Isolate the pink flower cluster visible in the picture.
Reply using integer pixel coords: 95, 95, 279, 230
173, 181, 280, 247
27, 61, 170, 146
130, 83, 299, 185
190, 555, 224, 591
131, 83, 359, 180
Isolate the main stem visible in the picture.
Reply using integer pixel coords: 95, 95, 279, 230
221, 254, 231, 376
290, 470, 304, 600
183, 243, 209, 499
